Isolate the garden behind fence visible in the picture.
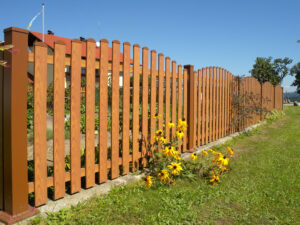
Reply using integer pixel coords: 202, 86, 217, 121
0, 27, 283, 223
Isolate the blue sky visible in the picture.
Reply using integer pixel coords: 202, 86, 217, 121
1, 0, 299, 92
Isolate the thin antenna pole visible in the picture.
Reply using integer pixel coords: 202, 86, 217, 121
42, 3, 45, 42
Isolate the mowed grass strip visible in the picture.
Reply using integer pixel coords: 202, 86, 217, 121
32, 106, 300, 225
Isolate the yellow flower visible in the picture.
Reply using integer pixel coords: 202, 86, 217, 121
190, 153, 198, 161
222, 156, 229, 166
218, 165, 229, 173
167, 162, 183, 175
163, 146, 175, 157
209, 171, 219, 185
227, 147, 234, 157
153, 113, 161, 119
172, 150, 181, 161
160, 137, 167, 144
215, 155, 229, 166
158, 169, 169, 182
168, 122, 175, 128
177, 119, 187, 131
201, 150, 208, 155
144, 176, 153, 188
155, 129, 164, 137
176, 130, 184, 139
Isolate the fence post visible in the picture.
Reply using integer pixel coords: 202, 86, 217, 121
184, 65, 196, 151
0, 27, 38, 224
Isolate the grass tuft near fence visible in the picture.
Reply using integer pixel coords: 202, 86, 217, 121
31, 106, 300, 224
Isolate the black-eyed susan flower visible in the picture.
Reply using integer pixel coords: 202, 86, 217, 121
210, 171, 219, 185
176, 130, 184, 139
168, 122, 175, 128
172, 150, 181, 161
163, 146, 175, 157
222, 156, 229, 166
160, 137, 167, 144
227, 146, 234, 157
190, 153, 198, 161
177, 119, 187, 131
201, 150, 208, 155
144, 176, 153, 188
158, 169, 169, 182
155, 129, 164, 137
153, 113, 161, 119
167, 162, 183, 175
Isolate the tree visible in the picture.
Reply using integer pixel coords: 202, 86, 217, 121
250, 57, 292, 85
290, 62, 300, 94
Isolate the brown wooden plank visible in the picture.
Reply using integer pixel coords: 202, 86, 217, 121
221, 69, 225, 137
141, 47, 149, 167
122, 42, 131, 175
111, 40, 120, 178
165, 57, 171, 140
0, 47, 3, 209
205, 67, 209, 144
218, 68, 222, 138
212, 67, 216, 141
53, 40, 66, 199
209, 67, 213, 142
85, 39, 96, 187
158, 53, 164, 131
183, 69, 188, 152
33, 42, 48, 206
201, 68, 206, 145
193, 70, 197, 149
177, 65, 183, 152
197, 69, 201, 146
171, 61, 177, 138
70, 39, 82, 194
225, 71, 229, 135
132, 44, 140, 170
99, 39, 109, 183
150, 50, 157, 147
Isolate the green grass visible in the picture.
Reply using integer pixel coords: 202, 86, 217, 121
31, 106, 300, 225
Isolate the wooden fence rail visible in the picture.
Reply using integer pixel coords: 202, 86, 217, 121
0, 27, 283, 224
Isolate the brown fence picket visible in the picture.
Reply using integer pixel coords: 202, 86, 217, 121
205, 67, 209, 144
177, 65, 183, 152
33, 42, 48, 206
150, 50, 157, 146
111, 40, 120, 179
183, 69, 188, 152
171, 61, 177, 138
201, 68, 206, 145
158, 54, 164, 131
70, 39, 82, 194
197, 69, 201, 146
165, 57, 171, 140
53, 40, 66, 199
132, 44, 140, 170
141, 47, 149, 166
99, 39, 109, 183
122, 42, 131, 175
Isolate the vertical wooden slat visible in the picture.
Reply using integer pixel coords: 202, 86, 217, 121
122, 42, 130, 175
205, 67, 209, 144
222, 69, 225, 137
111, 40, 120, 179
216, 67, 220, 140
209, 67, 213, 142
197, 69, 201, 146
34, 42, 48, 206
217, 68, 221, 138
212, 67, 216, 141
132, 44, 140, 170
70, 39, 81, 194
141, 47, 149, 166
85, 39, 96, 187
99, 39, 109, 183
150, 50, 157, 146
177, 65, 183, 152
201, 68, 206, 145
158, 53, 164, 131
223, 70, 227, 136
183, 69, 188, 152
171, 61, 177, 138
165, 57, 170, 140
0, 46, 3, 210
53, 41, 66, 199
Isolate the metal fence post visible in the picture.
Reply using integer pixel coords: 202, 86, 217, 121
0, 27, 38, 225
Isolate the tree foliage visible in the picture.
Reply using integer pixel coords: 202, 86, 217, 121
250, 57, 292, 85
290, 62, 300, 95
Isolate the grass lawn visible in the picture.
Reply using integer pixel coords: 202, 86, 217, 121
31, 106, 300, 225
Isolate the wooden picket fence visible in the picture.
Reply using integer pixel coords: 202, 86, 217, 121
0, 27, 283, 224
